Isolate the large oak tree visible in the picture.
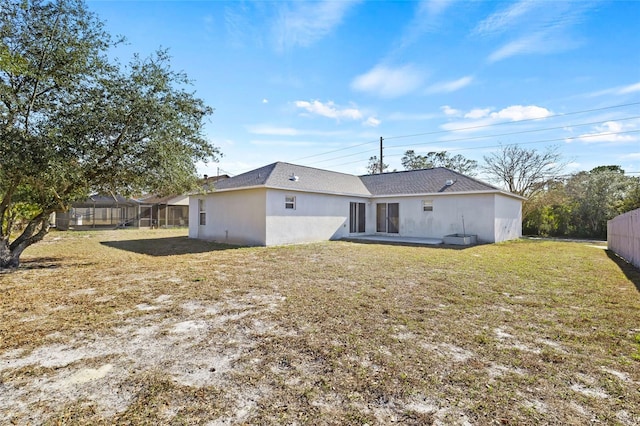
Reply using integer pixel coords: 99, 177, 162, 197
0, 0, 220, 269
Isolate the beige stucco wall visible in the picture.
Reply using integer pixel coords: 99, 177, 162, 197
265, 189, 368, 246
189, 189, 267, 245
190, 188, 522, 246
371, 194, 498, 242
493, 194, 523, 242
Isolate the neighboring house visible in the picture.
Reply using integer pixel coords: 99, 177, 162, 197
189, 162, 524, 246
54, 175, 229, 230
54, 194, 140, 230
139, 194, 190, 228
140, 174, 229, 228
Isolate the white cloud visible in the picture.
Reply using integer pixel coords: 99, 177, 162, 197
476, 1, 593, 62
273, 1, 359, 52
295, 100, 363, 121
587, 81, 640, 97
487, 32, 579, 63
474, 0, 537, 36
571, 121, 639, 144
619, 82, 640, 94
441, 106, 460, 116
262, 98, 269, 104
490, 105, 551, 121
351, 64, 425, 98
426, 76, 473, 94
488, 34, 540, 62
364, 116, 381, 127
464, 108, 491, 119
441, 105, 552, 132
423, 0, 456, 16
396, 0, 457, 51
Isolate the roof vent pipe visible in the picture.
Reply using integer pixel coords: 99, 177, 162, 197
289, 174, 299, 182
445, 179, 455, 186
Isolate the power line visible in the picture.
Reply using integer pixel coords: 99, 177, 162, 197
290, 138, 378, 161
383, 116, 640, 152
284, 101, 640, 166
313, 129, 640, 169
383, 101, 640, 141
382, 130, 640, 158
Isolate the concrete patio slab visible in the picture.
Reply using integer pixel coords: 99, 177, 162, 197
342, 235, 444, 246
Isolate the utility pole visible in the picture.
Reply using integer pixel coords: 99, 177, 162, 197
379, 136, 384, 174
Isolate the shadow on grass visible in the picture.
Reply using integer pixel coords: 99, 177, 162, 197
100, 236, 241, 256
606, 250, 640, 293
19, 257, 65, 270
342, 238, 482, 250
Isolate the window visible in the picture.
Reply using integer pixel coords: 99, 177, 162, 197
285, 195, 296, 209
198, 199, 206, 225
422, 199, 433, 212
349, 202, 366, 233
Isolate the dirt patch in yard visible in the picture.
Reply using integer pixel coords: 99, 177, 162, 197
1, 289, 283, 423
1, 229, 639, 424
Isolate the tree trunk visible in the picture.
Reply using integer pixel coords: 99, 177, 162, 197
0, 214, 51, 271
0, 239, 22, 270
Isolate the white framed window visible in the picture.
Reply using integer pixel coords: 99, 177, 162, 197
198, 199, 206, 225
422, 199, 433, 212
285, 195, 296, 210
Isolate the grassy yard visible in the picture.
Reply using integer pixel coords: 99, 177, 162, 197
1, 229, 639, 425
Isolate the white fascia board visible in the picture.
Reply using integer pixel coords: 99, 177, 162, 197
191, 185, 525, 201
264, 185, 371, 198
369, 190, 526, 201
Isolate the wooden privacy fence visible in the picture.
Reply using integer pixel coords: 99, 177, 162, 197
607, 208, 640, 269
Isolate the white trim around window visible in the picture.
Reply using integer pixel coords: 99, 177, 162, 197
285, 195, 296, 210
198, 199, 206, 225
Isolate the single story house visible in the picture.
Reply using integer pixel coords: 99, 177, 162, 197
189, 162, 524, 246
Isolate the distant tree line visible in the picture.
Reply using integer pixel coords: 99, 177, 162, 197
523, 165, 640, 239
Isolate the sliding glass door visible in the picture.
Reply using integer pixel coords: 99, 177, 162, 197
349, 202, 366, 233
376, 203, 399, 233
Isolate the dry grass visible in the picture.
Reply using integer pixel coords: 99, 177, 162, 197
1, 228, 639, 425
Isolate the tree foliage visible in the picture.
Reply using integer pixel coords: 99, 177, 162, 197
0, 0, 220, 269
523, 166, 639, 238
401, 150, 478, 175
366, 155, 388, 174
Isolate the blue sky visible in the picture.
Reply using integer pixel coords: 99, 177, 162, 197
87, 0, 640, 181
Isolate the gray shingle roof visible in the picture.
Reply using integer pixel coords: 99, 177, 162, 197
73, 194, 138, 207
360, 167, 500, 195
213, 162, 370, 196
211, 162, 512, 198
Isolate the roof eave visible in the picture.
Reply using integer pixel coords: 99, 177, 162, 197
370, 190, 526, 200
264, 185, 371, 197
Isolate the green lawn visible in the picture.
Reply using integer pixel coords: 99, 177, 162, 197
1, 229, 639, 425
